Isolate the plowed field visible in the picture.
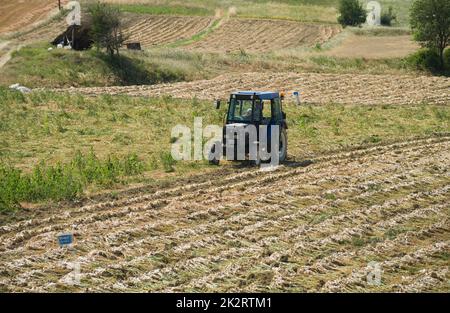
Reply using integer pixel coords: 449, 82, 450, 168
0, 0, 66, 35
0, 136, 449, 292
123, 15, 213, 47
186, 18, 341, 52
53, 72, 450, 105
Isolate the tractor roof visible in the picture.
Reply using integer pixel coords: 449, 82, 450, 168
231, 91, 280, 100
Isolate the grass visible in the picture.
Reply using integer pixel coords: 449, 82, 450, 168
0, 150, 145, 212
0, 87, 448, 211
0, 43, 191, 88
307, 55, 409, 73
115, 3, 212, 16
288, 104, 449, 157
350, 26, 411, 37
0, 41, 419, 89
233, 2, 338, 24
103, 0, 413, 25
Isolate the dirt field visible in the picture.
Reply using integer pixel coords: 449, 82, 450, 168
0, 135, 448, 292
0, 0, 66, 35
52, 72, 450, 105
324, 35, 420, 59
186, 18, 341, 53
123, 15, 214, 47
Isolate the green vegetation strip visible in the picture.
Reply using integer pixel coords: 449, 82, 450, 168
0, 44, 190, 88
108, 0, 412, 26
167, 19, 223, 48
0, 150, 144, 211
1, 42, 424, 90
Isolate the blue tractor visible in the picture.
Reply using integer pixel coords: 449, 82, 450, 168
211, 91, 288, 165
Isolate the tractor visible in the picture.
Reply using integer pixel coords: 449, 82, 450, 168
210, 91, 288, 166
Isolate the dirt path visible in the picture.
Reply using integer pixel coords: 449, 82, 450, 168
51, 72, 450, 105
0, 42, 24, 69
0, 135, 449, 292
0, 40, 11, 64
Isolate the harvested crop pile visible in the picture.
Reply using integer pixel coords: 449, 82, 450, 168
54, 72, 450, 106
0, 136, 449, 292
123, 15, 213, 47
186, 18, 341, 52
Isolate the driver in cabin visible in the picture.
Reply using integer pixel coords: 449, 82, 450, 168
242, 100, 262, 121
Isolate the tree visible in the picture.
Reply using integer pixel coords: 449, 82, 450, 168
88, 1, 124, 57
337, 0, 367, 27
410, 0, 450, 69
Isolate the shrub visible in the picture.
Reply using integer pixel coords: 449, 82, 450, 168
0, 150, 145, 212
407, 48, 443, 73
380, 6, 397, 26
337, 0, 366, 27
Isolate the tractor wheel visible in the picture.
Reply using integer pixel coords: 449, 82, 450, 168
251, 151, 261, 166
279, 128, 287, 162
261, 128, 287, 165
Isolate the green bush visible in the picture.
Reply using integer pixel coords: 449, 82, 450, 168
381, 6, 397, 26
410, 0, 450, 70
0, 150, 145, 212
337, 0, 366, 27
407, 48, 443, 72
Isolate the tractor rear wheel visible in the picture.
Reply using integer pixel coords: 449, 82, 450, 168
260, 128, 287, 165
279, 128, 287, 162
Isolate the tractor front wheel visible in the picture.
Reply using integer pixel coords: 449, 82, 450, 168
208, 141, 221, 165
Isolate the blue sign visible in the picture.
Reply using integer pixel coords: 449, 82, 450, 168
293, 91, 299, 96
58, 233, 73, 246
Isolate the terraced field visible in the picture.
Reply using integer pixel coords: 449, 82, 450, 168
0, 136, 448, 292
0, 0, 66, 36
186, 18, 341, 52
123, 15, 214, 47
14, 18, 67, 43
53, 72, 450, 105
